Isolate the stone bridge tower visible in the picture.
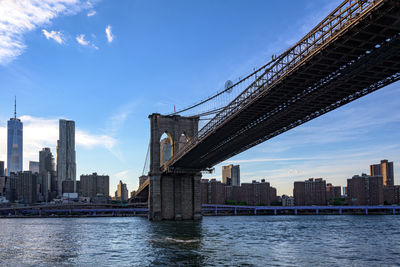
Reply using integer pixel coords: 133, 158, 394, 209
148, 113, 202, 220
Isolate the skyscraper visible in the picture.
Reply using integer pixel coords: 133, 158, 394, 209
222, 164, 240, 186
39, 148, 56, 202
39, 148, 55, 174
7, 98, 23, 175
370, 159, 394, 186
57, 119, 76, 194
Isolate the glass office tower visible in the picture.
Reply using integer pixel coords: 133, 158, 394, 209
7, 99, 23, 175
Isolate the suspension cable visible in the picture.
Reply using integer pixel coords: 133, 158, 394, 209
142, 141, 150, 176
168, 55, 282, 116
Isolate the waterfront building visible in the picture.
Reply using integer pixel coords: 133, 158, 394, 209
294, 178, 327, 206
222, 164, 240, 186
62, 181, 75, 194
225, 185, 241, 203
201, 178, 276, 206
7, 98, 23, 175
115, 180, 129, 201
326, 183, 341, 201
200, 178, 226, 204
383, 185, 400, 205
4, 173, 18, 202
281, 195, 295, 206
370, 159, 394, 187
347, 174, 383, 205
269, 186, 277, 203
209, 179, 226, 204
80, 173, 110, 198
0, 176, 6, 196
29, 161, 39, 174
0, 161, 4, 176
17, 171, 37, 204
57, 119, 76, 194
239, 180, 275, 206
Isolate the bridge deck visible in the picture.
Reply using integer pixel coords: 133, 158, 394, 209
165, 0, 400, 171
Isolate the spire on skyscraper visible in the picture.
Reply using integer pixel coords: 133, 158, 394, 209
14, 96, 16, 119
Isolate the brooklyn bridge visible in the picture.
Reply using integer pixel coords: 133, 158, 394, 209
134, 0, 400, 220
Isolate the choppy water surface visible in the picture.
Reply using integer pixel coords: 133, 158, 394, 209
0, 215, 400, 266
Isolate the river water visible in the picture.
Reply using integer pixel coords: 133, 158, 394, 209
0, 215, 399, 266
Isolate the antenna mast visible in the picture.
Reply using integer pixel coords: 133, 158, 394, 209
14, 96, 16, 119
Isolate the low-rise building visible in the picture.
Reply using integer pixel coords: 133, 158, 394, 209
281, 195, 295, 206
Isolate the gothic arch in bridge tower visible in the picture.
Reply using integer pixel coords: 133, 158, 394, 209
149, 113, 199, 173
159, 131, 173, 166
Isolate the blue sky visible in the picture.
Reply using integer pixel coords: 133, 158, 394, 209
0, 0, 399, 196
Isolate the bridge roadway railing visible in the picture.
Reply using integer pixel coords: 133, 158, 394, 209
164, 0, 386, 170
1, 204, 400, 216
0, 205, 149, 216
202, 204, 400, 215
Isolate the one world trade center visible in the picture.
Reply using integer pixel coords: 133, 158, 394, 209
7, 97, 23, 175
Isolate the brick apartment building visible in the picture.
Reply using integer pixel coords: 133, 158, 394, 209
201, 179, 276, 206
294, 178, 327, 206
347, 174, 383, 205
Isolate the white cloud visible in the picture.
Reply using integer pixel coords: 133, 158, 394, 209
0, 115, 116, 171
76, 34, 89, 46
42, 29, 64, 44
0, 0, 94, 65
76, 34, 99, 49
87, 10, 96, 17
105, 25, 114, 43
76, 129, 115, 150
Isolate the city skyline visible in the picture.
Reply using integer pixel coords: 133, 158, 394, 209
0, 0, 399, 195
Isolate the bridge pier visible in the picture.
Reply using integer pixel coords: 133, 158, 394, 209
147, 113, 202, 221
149, 173, 202, 221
